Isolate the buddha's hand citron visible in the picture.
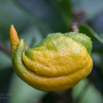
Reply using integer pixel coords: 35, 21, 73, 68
10, 25, 93, 91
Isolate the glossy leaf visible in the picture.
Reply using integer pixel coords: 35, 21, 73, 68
79, 24, 103, 43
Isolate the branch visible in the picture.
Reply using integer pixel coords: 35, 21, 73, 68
0, 41, 11, 57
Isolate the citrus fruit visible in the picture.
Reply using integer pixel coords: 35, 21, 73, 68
10, 25, 93, 91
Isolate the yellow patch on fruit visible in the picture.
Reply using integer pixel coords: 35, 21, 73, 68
10, 25, 19, 59
10, 25, 93, 91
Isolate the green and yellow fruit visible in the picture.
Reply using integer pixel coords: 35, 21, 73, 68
10, 25, 93, 91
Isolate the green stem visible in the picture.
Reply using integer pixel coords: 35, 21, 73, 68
70, 22, 79, 33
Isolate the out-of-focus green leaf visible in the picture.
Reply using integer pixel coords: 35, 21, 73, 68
80, 84, 103, 103
52, 0, 72, 28
0, 51, 11, 70
92, 41, 103, 53
79, 24, 103, 43
53, 0, 72, 15
72, 79, 103, 103
71, 0, 103, 20
8, 73, 47, 103
89, 12, 103, 33
100, 32, 103, 38
17, 27, 43, 47
72, 79, 88, 100
10, 0, 53, 37
91, 53, 102, 68
0, 0, 29, 41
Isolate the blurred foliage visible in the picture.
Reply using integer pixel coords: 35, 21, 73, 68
0, 0, 103, 103
8, 74, 46, 103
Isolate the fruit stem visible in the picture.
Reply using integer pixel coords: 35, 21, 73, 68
70, 22, 79, 33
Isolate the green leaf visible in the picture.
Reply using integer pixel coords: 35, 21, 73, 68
8, 74, 46, 103
72, 79, 103, 103
91, 52, 102, 68
53, 0, 72, 15
0, 0, 29, 41
52, 0, 72, 28
79, 24, 103, 43
18, 27, 43, 47
10, 0, 53, 37
0, 51, 11, 70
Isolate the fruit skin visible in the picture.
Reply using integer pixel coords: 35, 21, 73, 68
10, 25, 93, 91
64, 32, 92, 54
10, 25, 19, 59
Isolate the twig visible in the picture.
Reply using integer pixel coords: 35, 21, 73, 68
70, 22, 79, 33
72, 9, 87, 23
52, 88, 74, 103
0, 40, 11, 57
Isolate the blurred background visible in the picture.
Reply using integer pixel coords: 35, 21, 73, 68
0, 0, 103, 103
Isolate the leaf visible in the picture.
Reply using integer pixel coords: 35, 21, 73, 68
0, 0, 29, 41
79, 24, 103, 43
52, 0, 72, 28
53, 0, 72, 15
0, 51, 11, 70
8, 74, 46, 103
72, 79, 103, 103
10, 0, 54, 37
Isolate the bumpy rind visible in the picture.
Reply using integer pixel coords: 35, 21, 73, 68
10, 25, 93, 91
23, 35, 92, 77
13, 39, 93, 91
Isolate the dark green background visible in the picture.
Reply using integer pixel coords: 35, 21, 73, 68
0, 0, 103, 103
